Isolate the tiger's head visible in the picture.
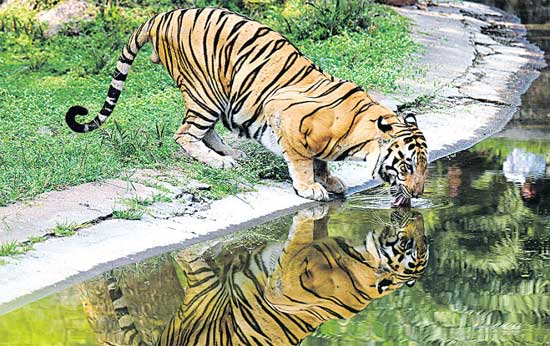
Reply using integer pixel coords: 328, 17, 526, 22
366, 210, 429, 295
376, 113, 428, 208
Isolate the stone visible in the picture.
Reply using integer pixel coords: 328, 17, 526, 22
148, 202, 191, 219
186, 181, 211, 191
37, 0, 93, 37
473, 32, 498, 46
476, 45, 495, 56
0, 179, 159, 243
175, 192, 194, 204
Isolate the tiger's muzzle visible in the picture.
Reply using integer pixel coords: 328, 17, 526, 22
391, 167, 428, 208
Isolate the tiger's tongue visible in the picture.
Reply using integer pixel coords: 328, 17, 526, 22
392, 196, 411, 208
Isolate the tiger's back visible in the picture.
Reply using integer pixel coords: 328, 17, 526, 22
149, 8, 327, 138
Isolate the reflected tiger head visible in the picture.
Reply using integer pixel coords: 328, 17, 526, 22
376, 113, 428, 208
366, 209, 428, 295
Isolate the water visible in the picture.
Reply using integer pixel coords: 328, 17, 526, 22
1, 2, 550, 345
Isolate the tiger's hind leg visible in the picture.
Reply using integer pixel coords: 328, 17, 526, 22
314, 159, 347, 194
174, 103, 238, 169
203, 129, 247, 160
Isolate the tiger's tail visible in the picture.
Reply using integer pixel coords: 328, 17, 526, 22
104, 271, 151, 346
65, 18, 155, 133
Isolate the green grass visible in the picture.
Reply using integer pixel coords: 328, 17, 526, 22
293, 6, 418, 93
398, 93, 437, 112
112, 208, 144, 220
0, 1, 418, 206
28, 235, 46, 244
52, 223, 79, 237
0, 241, 24, 256
124, 193, 173, 207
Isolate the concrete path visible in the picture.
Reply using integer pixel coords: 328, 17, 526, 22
0, 1, 545, 314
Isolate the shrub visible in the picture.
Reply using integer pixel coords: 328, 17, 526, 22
0, 5, 45, 41
264, 0, 374, 40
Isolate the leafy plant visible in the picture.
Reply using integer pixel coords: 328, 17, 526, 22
0, 5, 45, 39
266, 0, 374, 40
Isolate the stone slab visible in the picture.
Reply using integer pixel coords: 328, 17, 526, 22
0, 179, 159, 243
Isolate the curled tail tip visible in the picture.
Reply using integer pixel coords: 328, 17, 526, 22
66, 105, 93, 133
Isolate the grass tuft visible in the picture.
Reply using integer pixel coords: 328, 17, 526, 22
52, 223, 79, 237
0, 241, 23, 256
28, 235, 47, 244
112, 208, 144, 220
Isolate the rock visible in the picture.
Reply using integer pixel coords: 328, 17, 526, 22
148, 202, 191, 219
473, 32, 498, 46
186, 180, 211, 191
37, 0, 93, 37
175, 192, 194, 204
376, 0, 417, 6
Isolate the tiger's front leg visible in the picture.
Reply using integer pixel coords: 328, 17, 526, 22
266, 108, 329, 201
314, 159, 347, 194
284, 153, 330, 201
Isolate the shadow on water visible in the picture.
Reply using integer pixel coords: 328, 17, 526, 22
0, 1, 549, 345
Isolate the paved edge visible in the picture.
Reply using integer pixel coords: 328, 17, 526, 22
0, 2, 546, 315
425, 5, 547, 163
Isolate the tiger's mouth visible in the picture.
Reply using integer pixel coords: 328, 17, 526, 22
392, 195, 411, 208
391, 186, 412, 208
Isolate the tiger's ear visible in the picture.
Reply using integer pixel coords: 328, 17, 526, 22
377, 116, 392, 133
403, 112, 418, 127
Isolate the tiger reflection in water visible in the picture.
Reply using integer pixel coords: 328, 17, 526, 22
156, 205, 428, 346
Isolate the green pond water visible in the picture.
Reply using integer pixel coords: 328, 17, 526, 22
1, 1, 549, 345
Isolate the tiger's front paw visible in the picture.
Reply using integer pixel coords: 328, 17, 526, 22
325, 175, 347, 194
294, 182, 329, 201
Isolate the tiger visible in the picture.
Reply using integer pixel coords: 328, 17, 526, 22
65, 7, 428, 205
155, 205, 429, 345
